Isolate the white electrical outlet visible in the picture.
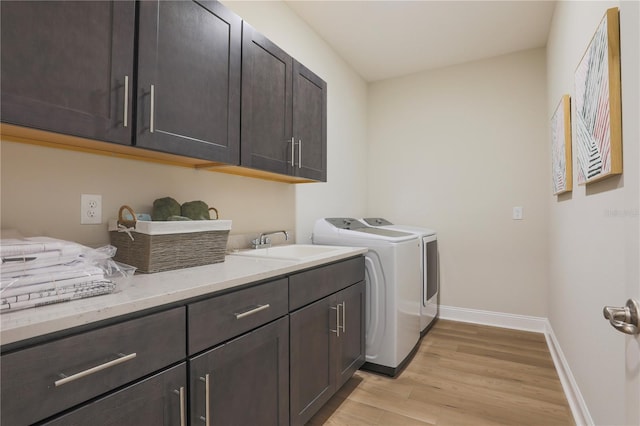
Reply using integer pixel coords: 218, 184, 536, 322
81, 194, 102, 225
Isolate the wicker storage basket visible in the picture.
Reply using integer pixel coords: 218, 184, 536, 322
109, 206, 231, 273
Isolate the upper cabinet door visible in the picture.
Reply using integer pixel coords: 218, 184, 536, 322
136, 0, 241, 163
241, 23, 294, 175
293, 61, 327, 182
241, 24, 327, 181
0, 1, 135, 144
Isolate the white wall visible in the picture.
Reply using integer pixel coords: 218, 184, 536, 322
221, 1, 369, 242
0, 1, 369, 247
367, 48, 550, 317
547, 1, 639, 424
0, 141, 295, 246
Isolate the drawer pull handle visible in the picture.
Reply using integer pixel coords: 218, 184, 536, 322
234, 303, 270, 320
199, 374, 211, 426
341, 301, 346, 333
173, 386, 186, 426
54, 352, 137, 387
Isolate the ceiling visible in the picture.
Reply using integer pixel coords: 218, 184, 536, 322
285, 0, 557, 82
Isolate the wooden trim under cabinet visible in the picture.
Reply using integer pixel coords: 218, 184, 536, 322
1, 123, 317, 183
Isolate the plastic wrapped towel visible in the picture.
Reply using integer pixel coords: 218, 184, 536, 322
0, 237, 135, 313
1, 280, 116, 312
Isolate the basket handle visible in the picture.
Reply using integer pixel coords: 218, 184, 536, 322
208, 207, 219, 220
118, 205, 138, 228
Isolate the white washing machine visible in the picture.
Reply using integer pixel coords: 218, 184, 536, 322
313, 218, 421, 376
362, 218, 439, 335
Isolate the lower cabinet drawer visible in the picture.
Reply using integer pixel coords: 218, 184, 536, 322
289, 256, 365, 310
1, 307, 186, 425
188, 278, 288, 354
43, 363, 187, 426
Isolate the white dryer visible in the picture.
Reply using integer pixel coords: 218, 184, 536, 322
362, 218, 439, 335
313, 218, 421, 376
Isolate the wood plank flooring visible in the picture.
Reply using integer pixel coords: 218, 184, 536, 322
308, 320, 574, 426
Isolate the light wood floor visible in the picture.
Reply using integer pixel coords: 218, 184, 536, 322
308, 320, 574, 426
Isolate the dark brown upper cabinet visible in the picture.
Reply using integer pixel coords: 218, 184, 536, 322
293, 62, 328, 182
2, 1, 326, 182
136, 0, 241, 163
241, 23, 327, 182
0, 1, 135, 145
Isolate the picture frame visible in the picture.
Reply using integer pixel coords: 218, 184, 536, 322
574, 7, 622, 185
551, 95, 572, 195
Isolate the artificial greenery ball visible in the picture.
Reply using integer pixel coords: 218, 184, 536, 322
151, 197, 181, 221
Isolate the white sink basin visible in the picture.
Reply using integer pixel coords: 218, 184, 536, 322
230, 244, 353, 261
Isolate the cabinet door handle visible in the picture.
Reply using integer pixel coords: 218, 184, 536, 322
150, 84, 155, 133
298, 139, 302, 169
341, 301, 346, 333
330, 305, 340, 337
123, 75, 129, 128
54, 352, 137, 387
234, 303, 270, 319
199, 374, 211, 426
290, 137, 295, 167
173, 386, 186, 426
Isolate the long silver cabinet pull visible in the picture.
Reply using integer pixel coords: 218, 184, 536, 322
330, 305, 340, 337
173, 387, 186, 426
55, 352, 137, 387
150, 84, 155, 133
341, 301, 346, 333
123, 75, 129, 128
290, 137, 295, 167
298, 139, 302, 168
199, 374, 211, 426
235, 303, 270, 320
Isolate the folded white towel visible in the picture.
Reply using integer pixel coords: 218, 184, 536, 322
0, 266, 104, 290
1, 254, 84, 276
0, 280, 115, 312
0, 273, 106, 298
0, 237, 83, 257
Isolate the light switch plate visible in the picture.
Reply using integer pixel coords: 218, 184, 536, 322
512, 206, 523, 220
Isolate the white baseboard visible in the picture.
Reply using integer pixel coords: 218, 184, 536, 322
544, 320, 594, 426
438, 304, 547, 332
438, 305, 592, 425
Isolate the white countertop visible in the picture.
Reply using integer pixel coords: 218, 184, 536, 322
0, 247, 367, 346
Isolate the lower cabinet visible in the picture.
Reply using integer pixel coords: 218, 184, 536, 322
336, 280, 366, 388
0, 257, 365, 426
290, 294, 335, 425
289, 280, 365, 426
43, 363, 187, 426
189, 316, 289, 426
0, 307, 186, 426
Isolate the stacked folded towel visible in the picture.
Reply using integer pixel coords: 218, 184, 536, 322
1, 237, 117, 313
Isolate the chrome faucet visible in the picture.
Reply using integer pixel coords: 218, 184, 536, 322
252, 230, 289, 249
